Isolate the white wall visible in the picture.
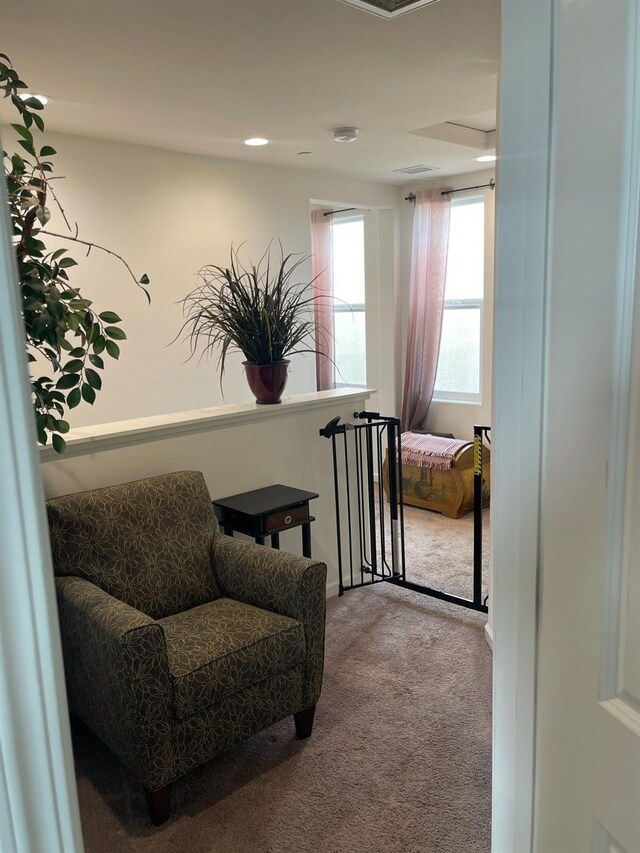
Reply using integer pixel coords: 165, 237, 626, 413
397, 169, 496, 440
16, 130, 399, 427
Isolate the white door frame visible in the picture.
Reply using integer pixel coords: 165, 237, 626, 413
0, 1, 558, 849
491, 0, 553, 850
0, 129, 84, 853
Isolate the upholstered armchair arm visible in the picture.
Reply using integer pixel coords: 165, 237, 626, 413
55, 575, 173, 791
211, 535, 327, 708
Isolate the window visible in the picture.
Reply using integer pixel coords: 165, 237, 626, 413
332, 214, 367, 387
434, 196, 485, 402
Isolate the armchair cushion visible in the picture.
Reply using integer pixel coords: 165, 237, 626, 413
212, 535, 327, 709
159, 597, 305, 721
48, 471, 220, 619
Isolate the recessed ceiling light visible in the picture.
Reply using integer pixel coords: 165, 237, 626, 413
18, 93, 50, 106
244, 137, 270, 147
474, 154, 497, 162
333, 127, 359, 143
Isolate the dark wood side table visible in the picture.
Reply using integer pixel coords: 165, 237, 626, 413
212, 484, 319, 557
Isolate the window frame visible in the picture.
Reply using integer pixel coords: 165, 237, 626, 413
432, 194, 485, 405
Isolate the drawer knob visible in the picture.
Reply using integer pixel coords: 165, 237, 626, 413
285, 515, 292, 525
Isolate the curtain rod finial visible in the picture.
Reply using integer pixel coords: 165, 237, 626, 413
405, 192, 416, 203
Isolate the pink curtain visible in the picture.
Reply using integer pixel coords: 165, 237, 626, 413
311, 210, 335, 391
401, 189, 451, 431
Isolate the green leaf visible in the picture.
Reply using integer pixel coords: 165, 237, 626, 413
62, 359, 84, 373
39, 145, 56, 156
105, 340, 120, 360
69, 347, 86, 358
58, 257, 78, 269
56, 373, 80, 390
98, 311, 122, 323
56, 420, 70, 434
10, 122, 33, 144
139, 274, 150, 285
32, 112, 44, 132
17, 138, 36, 155
88, 353, 104, 369
93, 335, 106, 355
52, 433, 66, 454
85, 368, 102, 390
67, 387, 81, 409
104, 326, 126, 340
11, 153, 24, 172
35, 205, 51, 225
81, 383, 96, 405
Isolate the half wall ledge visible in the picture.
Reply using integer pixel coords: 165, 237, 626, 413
38, 388, 374, 462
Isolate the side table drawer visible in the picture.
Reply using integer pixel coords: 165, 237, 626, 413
264, 504, 309, 533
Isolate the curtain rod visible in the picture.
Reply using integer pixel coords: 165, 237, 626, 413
322, 206, 357, 218
404, 178, 496, 202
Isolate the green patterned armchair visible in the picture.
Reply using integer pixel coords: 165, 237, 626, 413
47, 471, 327, 824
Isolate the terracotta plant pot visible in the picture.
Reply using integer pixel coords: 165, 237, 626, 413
244, 360, 290, 404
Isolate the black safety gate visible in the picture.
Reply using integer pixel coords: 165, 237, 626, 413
319, 411, 489, 614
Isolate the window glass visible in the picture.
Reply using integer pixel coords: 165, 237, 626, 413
443, 199, 484, 300
435, 307, 481, 395
334, 311, 367, 386
332, 216, 366, 387
333, 218, 365, 304
434, 196, 484, 399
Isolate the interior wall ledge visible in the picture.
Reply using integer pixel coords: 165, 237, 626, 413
38, 387, 374, 461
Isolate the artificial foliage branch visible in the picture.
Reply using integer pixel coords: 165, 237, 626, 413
1, 53, 150, 452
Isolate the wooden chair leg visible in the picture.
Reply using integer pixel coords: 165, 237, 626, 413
145, 783, 172, 825
293, 704, 316, 739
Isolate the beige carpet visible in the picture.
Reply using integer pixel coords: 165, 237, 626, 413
72, 507, 492, 853
401, 505, 490, 602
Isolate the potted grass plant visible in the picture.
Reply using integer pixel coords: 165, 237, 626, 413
178, 245, 330, 404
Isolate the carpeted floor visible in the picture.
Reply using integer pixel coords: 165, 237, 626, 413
402, 505, 490, 602
72, 506, 492, 853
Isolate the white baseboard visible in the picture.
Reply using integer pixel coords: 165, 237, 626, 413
484, 622, 494, 651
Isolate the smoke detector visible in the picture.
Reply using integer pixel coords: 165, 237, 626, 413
337, 0, 440, 19
333, 127, 359, 143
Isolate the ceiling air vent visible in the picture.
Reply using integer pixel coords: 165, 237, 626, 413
393, 164, 438, 175
337, 0, 440, 19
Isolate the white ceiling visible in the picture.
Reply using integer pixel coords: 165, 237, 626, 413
0, 0, 500, 184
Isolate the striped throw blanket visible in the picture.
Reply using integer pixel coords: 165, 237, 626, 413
401, 432, 471, 471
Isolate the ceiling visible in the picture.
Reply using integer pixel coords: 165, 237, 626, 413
0, 0, 500, 184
